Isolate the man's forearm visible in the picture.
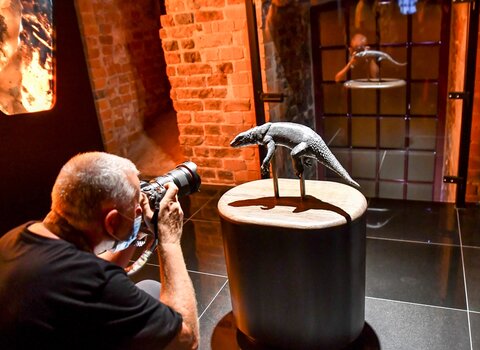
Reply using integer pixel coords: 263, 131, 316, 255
158, 243, 199, 345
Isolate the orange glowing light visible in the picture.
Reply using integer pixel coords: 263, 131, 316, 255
0, 0, 54, 115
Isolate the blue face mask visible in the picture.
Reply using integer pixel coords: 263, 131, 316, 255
110, 215, 142, 253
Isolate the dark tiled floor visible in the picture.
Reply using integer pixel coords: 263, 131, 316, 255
130, 185, 480, 349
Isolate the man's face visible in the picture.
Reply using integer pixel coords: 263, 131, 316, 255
114, 172, 142, 241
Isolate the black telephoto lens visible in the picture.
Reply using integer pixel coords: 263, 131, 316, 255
140, 161, 201, 209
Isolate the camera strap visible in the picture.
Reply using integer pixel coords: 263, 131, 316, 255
125, 200, 160, 276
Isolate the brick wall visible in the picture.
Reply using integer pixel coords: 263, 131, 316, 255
75, 0, 173, 159
160, 0, 260, 185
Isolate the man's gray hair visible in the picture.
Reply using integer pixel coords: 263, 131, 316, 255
51, 152, 139, 226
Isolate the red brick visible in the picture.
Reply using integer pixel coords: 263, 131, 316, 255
179, 135, 204, 146
177, 64, 212, 75
194, 112, 225, 123
205, 124, 221, 135
175, 13, 194, 25
195, 10, 223, 22
223, 159, 247, 171
204, 100, 223, 110
217, 62, 233, 73
184, 51, 202, 63
224, 100, 251, 111
174, 101, 204, 111
207, 73, 228, 86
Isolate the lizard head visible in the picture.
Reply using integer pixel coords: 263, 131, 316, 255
230, 129, 259, 148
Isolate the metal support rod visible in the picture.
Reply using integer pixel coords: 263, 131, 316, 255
300, 173, 306, 199
271, 155, 280, 198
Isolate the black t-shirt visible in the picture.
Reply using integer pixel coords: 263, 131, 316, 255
0, 223, 182, 349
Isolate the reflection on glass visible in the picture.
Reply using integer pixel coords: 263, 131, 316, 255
319, 9, 345, 47
380, 86, 406, 114
0, 0, 54, 115
379, 150, 405, 180
357, 179, 376, 198
352, 117, 376, 147
410, 118, 437, 150
378, 3, 407, 43
412, 46, 439, 79
324, 117, 348, 147
349, 1, 375, 44
323, 84, 347, 114
407, 183, 433, 201
408, 151, 435, 182
381, 47, 407, 79
351, 89, 376, 114
322, 50, 346, 81
412, 2, 442, 42
380, 117, 405, 148
379, 181, 404, 199
352, 149, 376, 178
410, 83, 438, 115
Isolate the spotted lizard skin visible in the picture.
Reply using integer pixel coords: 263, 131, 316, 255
230, 122, 360, 188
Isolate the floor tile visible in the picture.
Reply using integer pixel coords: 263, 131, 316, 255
199, 283, 232, 350
470, 312, 480, 350
365, 297, 470, 350
129, 264, 227, 317
463, 247, 480, 312
366, 238, 466, 309
367, 198, 459, 245
458, 205, 480, 248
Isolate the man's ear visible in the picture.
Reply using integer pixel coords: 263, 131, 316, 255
104, 209, 120, 236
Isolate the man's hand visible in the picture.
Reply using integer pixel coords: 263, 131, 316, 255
158, 183, 184, 245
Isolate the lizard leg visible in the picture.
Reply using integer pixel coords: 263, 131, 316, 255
261, 136, 275, 175
290, 142, 309, 177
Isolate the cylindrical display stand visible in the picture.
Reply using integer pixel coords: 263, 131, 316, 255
218, 179, 367, 349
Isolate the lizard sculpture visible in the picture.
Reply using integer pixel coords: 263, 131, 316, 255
230, 122, 360, 188
353, 49, 406, 66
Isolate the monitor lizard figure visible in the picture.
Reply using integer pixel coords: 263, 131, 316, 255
230, 122, 360, 188
353, 49, 406, 66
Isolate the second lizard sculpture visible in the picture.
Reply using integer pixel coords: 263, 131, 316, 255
230, 122, 360, 188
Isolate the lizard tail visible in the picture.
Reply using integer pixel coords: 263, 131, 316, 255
313, 143, 360, 188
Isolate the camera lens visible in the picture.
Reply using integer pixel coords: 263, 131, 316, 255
151, 161, 201, 198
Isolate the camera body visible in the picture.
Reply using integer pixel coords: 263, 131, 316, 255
140, 161, 201, 209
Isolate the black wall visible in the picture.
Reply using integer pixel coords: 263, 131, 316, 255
0, 1, 104, 233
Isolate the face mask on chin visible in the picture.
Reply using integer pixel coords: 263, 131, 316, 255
109, 215, 142, 253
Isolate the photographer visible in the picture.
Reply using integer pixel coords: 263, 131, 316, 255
0, 152, 199, 349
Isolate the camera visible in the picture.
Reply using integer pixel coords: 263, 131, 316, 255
140, 161, 201, 209
126, 161, 201, 276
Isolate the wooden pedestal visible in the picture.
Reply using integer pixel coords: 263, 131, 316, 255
218, 179, 367, 349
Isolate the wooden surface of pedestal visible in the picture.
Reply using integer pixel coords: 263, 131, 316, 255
218, 178, 367, 349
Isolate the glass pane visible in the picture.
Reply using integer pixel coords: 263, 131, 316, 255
352, 149, 376, 178
378, 4, 407, 44
319, 10, 345, 47
357, 179, 376, 198
379, 181, 404, 199
324, 117, 348, 147
410, 83, 438, 115
380, 47, 407, 79
352, 117, 376, 147
408, 151, 435, 182
351, 89, 376, 114
348, 2, 376, 45
412, 2, 442, 42
322, 50, 347, 81
412, 46, 440, 79
350, 57, 375, 80
323, 84, 347, 114
326, 148, 350, 179
380, 117, 405, 148
407, 183, 433, 201
380, 86, 406, 115
0, 1, 54, 115
409, 118, 437, 150
379, 150, 405, 180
